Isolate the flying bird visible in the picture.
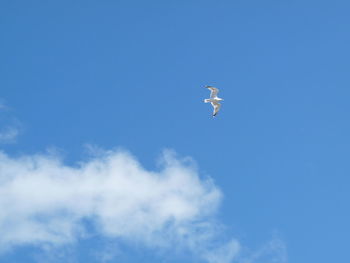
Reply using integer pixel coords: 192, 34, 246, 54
204, 86, 224, 117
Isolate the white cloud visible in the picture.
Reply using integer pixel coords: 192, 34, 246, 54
0, 149, 240, 262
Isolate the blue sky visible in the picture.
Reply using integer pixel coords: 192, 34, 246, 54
1, 0, 350, 262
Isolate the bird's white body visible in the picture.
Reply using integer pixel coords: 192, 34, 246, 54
204, 86, 223, 117
204, 98, 223, 103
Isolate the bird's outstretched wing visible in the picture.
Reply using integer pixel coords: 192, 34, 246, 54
211, 102, 221, 116
206, 86, 219, 98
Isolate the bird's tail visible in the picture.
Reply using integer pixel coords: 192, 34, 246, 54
204, 99, 210, 103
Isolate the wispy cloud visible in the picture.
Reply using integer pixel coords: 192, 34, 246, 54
0, 101, 7, 110
0, 149, 240, 262
240, 238, 288, 263
0, 101, 21, 143
0, 127, 19, 143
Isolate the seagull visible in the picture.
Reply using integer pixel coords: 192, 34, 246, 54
204, 86, 224, 117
